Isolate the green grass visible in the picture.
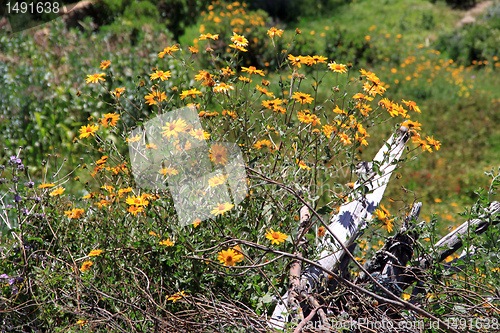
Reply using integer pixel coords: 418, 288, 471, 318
293, 0, 461, 56
282, 0, 500, 233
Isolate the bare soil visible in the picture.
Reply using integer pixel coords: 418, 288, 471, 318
456, 0, 493, 27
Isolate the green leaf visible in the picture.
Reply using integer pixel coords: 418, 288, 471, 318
261, 293, 274, 304
317, 206, 333, 215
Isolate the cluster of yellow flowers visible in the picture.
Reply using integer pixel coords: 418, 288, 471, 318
288, 54, 329, 68
125, 193, 155, 216
64, 208, 85, 219
78, 12, 443, 280
82, 30, 436, 217
200, 1, 262, 36
81, 183, 155, 215
373, 205, 394, 233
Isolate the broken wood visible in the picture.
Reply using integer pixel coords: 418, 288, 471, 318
266, 126, 498, 332
271, 126, 410, 329
406, 201, 500, 299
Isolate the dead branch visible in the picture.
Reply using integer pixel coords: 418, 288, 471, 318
270, 126, 411, 330
421, 201, 500, 267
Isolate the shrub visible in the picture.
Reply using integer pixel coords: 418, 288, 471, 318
428, 0, 476, 9
197, 1, 274, 69
59, 0, 211, 41
0, 18, 174, 172
248, 0, 351, 22
434, 2, 500, 65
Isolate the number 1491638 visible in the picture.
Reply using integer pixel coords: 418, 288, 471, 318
6, 2, 60, 14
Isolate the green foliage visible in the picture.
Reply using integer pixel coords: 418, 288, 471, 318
444, 0, 476, 9
1, 18, 431, 330
434, 5, 500, 65
0, 21, 86, 170
0, 19, 174, 175
248, 0, 351, 23
196, 1, 274, 69
88, 0, 211, 41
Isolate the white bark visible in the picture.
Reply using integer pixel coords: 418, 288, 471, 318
270, 126, 409, 330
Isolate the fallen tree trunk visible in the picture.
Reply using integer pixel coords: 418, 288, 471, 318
246, 163, 470, 333
270, 126, 410, 329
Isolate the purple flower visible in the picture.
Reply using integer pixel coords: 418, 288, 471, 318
12, 176, 19, 183
471, 75, 476, 79
21, 208, 29, 216
14, 195, 22, 203
18, 164, 24, 171
8, 278, 15, 285
25, 181, 34, 188
0, 274, 9, 279
9, 156, 22, 166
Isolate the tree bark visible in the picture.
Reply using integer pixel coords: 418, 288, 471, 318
270, 126, 410, 329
